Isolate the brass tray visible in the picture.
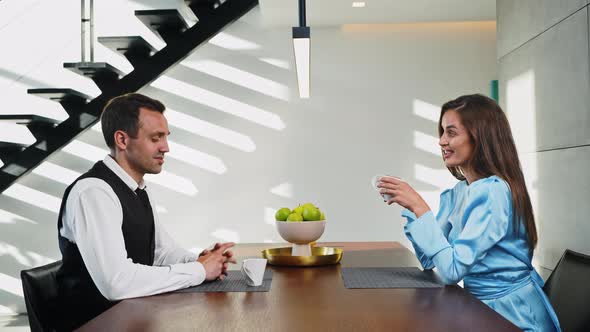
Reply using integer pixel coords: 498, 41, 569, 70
261, 246, 343, 267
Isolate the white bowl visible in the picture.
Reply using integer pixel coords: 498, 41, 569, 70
276, 220, 326, 244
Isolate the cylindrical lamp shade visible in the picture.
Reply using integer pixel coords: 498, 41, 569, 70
293, 26, 310, 99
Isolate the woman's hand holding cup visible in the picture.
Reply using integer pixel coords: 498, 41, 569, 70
374, 175, 431, 218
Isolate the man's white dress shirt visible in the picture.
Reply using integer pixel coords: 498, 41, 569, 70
59, 155, 205, 301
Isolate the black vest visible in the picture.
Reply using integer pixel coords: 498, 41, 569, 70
56, 161, 155, 331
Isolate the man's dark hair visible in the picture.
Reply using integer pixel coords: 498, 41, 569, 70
101, 93, 165, 149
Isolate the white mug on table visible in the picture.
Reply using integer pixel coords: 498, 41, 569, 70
241, 258, 267, 286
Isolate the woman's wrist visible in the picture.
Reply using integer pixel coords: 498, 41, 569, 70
412, 201, 430, 218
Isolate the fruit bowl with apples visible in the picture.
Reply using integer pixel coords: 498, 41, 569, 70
274, 203, 326, 256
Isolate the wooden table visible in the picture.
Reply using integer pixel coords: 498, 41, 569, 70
77, 242, 520, 331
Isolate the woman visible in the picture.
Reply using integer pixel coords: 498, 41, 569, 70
377, 94, 560, 331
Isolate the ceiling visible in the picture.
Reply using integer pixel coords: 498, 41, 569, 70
258, 0, 496, 27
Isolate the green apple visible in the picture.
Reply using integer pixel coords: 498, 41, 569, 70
286, 213, 303, 222
275, 207, 291, 221
293, 205, 304, 215
320, 211, 326, 220
302, 207, 321, 221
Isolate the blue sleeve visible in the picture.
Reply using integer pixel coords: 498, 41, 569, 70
402, 188, 454, 270
404, 178, 511, 284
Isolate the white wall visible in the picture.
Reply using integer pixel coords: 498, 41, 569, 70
0, 0, 496, 314
497, 0, 590, 270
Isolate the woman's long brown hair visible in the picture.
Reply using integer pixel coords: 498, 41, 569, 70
438, 94, 537, 249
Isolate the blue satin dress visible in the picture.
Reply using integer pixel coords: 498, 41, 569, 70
402, 175, 561, 332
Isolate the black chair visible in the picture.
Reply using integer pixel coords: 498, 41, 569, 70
543, 249, 590, 332
21, 260, 62, 332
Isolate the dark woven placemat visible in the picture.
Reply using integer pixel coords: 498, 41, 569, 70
175, 270, 272, 293
341, 267, 443, 289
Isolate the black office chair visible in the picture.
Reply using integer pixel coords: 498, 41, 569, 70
543, 249, 590, 332
21, 260, 62, 332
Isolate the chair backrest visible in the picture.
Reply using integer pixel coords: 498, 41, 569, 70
21, 260, 62, 332
543, 250, 590, 332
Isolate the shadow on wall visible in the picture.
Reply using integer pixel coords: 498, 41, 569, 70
0, 69, 48, 89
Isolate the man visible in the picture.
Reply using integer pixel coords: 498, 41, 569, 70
55, 93, 234, 331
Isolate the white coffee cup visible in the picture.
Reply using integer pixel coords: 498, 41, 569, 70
371, 174, 401, 201
241, 258, 267, 287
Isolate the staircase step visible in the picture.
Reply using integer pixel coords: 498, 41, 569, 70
0, 115, 60, 141
64, 62, 124, 91
27, 88, 91, 103
0, 142, 27, 163
98, 36, 157, 67
27, 88, 91, 117
0, 115, 59, 126
135, 9, 189, 44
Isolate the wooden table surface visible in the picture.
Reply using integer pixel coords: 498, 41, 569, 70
77, 242, 520, 331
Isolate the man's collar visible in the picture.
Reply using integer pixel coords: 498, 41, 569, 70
103, 155, 146, 191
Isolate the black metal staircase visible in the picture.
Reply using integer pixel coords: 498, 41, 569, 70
0, 0, 258, 193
